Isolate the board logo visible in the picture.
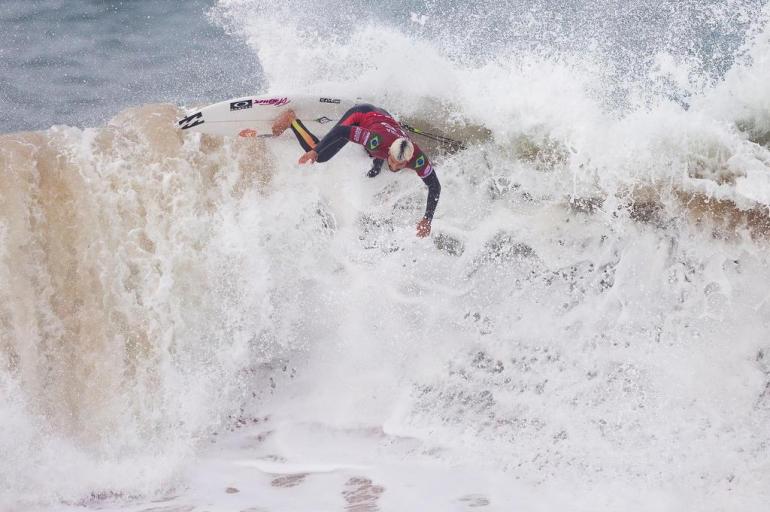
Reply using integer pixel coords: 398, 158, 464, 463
415, 154, 426, 168
230, 99, 253, 111
367, 134, 381, 150
253, 97, 290, 107
319, 97, 341, 104
178, 111, 204, 130
315, 116, 333, 124
239, 129, 258, 137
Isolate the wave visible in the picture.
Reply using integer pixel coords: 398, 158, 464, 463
2, 0, 770, 508
0, 104, 277, 505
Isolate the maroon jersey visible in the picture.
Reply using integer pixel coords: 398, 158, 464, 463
344, 112, 434, 179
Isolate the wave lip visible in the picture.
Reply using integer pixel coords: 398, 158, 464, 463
0, 104, 275, 507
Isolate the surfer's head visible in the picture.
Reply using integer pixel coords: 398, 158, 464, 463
387, 138, 414, 171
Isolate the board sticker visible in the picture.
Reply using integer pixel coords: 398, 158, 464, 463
178, 111, 204, 130
230, 99, 253, 111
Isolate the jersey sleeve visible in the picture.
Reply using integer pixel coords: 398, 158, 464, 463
407, 145, 433, 179
421, 171, 441, 220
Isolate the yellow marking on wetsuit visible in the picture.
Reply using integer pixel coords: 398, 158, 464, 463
291, 119, 317, 149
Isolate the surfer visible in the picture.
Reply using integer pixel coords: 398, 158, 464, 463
272, 104, 440, 238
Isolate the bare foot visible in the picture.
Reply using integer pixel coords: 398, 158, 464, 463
272, 109, 296, 136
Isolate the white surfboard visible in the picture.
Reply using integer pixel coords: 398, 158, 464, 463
177, 94, 357, 138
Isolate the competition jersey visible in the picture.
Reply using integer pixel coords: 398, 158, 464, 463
342, 111, 434, 179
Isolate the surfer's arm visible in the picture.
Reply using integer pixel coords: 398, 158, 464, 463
414, 171, 439, 238
421, 171, 441, 221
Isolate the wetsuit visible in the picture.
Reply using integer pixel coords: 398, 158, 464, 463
289, 104, 441, 221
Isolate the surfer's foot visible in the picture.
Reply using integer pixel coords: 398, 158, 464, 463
272, 109, 296, 136
367, 158, 384, 178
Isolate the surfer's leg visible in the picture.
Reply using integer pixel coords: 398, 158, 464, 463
339, 104, 377, 126
315, 135, 349, 162
289, 119, 320, 152
272, 109, 321, 152
350, 103, 390, 117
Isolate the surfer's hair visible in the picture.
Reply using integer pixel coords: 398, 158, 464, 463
389, 138, 414, 163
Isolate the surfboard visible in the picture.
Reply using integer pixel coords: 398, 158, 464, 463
176, 94, 356, 138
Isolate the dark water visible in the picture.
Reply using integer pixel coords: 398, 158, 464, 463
0, 0, 263, 132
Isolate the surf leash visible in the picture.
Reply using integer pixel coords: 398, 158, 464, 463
399, 123, 467, 151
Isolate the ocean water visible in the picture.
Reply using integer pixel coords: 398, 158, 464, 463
1, 1, 770, 511
0, 0, 262, 132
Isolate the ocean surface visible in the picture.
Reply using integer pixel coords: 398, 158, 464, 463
2, 1, 770, 511
0, 0, 263, 132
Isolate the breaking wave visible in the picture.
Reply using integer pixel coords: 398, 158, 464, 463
2, 0, 770, 509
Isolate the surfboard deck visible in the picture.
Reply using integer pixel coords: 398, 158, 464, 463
177, 94, 356, 138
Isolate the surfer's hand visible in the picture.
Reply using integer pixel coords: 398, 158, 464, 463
299, 150, 318, 164
416, 217, 431, 238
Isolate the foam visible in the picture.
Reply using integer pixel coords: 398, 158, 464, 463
2, 1, 770, 509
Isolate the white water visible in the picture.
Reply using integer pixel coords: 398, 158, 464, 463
2, 1, 770, 511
